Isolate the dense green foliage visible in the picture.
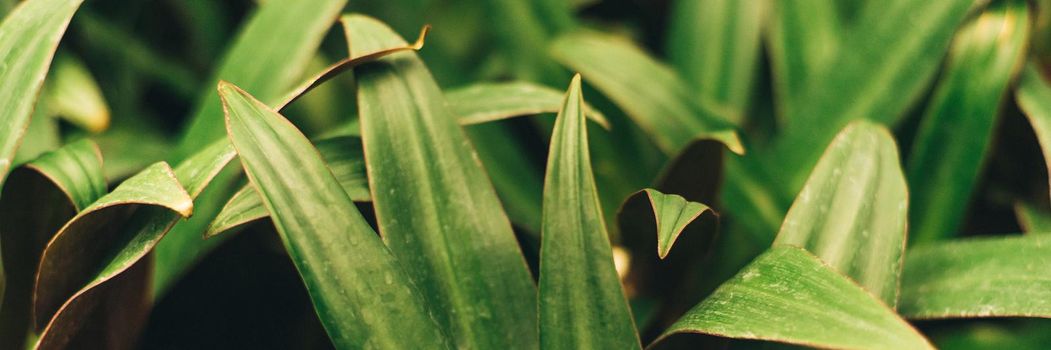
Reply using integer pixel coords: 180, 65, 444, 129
1, 0, 1051, 348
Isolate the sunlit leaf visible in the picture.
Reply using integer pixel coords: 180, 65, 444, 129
0, 0, 83, 186
448, 81, 608, 127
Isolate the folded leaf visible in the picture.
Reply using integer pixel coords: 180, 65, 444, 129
667, 0, 762, 122
550, 31, 743, 156
447, 81, 608, 127
221, 81, 451, 349
1017, 62, 1051, 203
34, 162, 194, 349
617, 188, 718, 334
658, 246, 932, 350
205, 136, 369, 238
173, 0, 349, 159
539, 75, 641, 349
907, 0, 1029, 244
0, 140, 104, 348
775, 120, 908, 307
900, 234, 1051, 319
348, 14, 537, 349
0, 0, 83, 186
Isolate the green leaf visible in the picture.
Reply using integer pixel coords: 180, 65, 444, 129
348, 14, 537, 349
658, 246, 932, 350
667, 0, 762, 122
907, 0, 1030, 244
549, 31, 743, 156
172, 0, 349, 159
0, 0, 83, 186
899, 234, 1051, 319
616, 188, 718, 332
1017, 62, 1051, 203
447, 81, 608, 127
539, 75, 640, 349
204, 136, 369, 238
33, 162, 194, 348
152, 3, 426, 295
44, 53, 110, 133
774, 120, 908, 306
767, 0, 840, 119
771, 0, 979, 195
220, 81, 450, 349
0, 140, 104, 348
623, 189, 716, 260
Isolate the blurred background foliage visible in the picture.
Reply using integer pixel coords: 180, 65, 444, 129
8, 0, 1051, 348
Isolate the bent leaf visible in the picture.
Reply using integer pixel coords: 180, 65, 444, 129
550, 31, 743, 156
173, 0, 348, 159
221, 81, 450, 349
33, 162, 193, 348
204, 136, 368, 238
448, 81, 608, 127
349, 14, 537, 349
907, 0, 1029, 244
0, 140, 104, 348
658, 246, 932, 350
539, 75, 641, 349
0, 0, 84, 185
1017, 62, 1051, 203
900, 234, 1051, 319
624, 189, 716, 260
775, 120, 908, 307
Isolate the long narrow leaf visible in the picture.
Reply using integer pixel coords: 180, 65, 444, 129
667, 0, 762, 122
771, 0, 979, 195
221, 81, 451, 348
907, 0, 1029, 244
550, 31, 743, 156
766, 0, 840, 119
539, 75, 641, 349
348, 14, 537, 349
0, 0, 83, 185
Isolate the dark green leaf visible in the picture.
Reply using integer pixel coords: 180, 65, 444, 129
667, 0, 762, 122
550, 31, 743, 156
349, 14, 537, 349
221, 81, 451, 349
907, 0, 1029, 244
0, 0, 83, 185
1017, 62, 1051, 203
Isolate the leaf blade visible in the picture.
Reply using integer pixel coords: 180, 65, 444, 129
221, 81, 451, 349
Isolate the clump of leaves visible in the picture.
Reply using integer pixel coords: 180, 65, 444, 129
1, 0, 1051, 349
